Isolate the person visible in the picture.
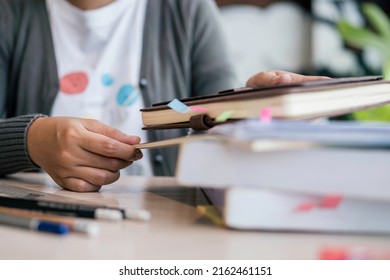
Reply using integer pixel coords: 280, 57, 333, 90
0, 0, 237, 192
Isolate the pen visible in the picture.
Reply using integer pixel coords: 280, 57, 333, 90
0, 212, 69, 235
0, 196, 123, 221
0, 206, 99, 235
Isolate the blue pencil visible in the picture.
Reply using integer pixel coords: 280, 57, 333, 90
0, 212, 69, 235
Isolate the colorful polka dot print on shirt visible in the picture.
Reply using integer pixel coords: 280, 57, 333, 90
102, 74, 114, 87
60, 72, 89, 94
116, 84, 141, 106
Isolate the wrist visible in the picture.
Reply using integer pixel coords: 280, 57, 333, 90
26, 115, 48, 167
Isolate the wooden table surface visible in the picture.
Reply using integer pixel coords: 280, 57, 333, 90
0, 173, 389, 260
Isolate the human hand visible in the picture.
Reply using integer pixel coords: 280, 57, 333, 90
246, 70, 330, 88
27, 117, 142, 192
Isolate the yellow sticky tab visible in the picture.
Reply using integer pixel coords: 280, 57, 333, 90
197, 205, 225, 227
215, 110, 235, 122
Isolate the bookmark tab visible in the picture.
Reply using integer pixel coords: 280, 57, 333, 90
319, 194, 343, 209
259, 107, 273, 123
295, 194, 343, 212
215, 110, 235, 122
295, 201, 317, 212
319, 246, 390, 260
168, 99, 191, 113
319, 247, 348, 260
190, 106, 208, 113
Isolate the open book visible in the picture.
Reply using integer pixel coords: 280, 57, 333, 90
141, 76, 390, 130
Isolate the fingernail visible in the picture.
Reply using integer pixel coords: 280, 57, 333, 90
130, 136, 141, 144
279, 74, 292, 83
134, 150, 143, 161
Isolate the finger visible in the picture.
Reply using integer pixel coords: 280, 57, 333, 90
246, 70, 330, 87
80, 131, 142, 161
60, 177, 102, 192
283, 73, 331, 84
80, 156, 133, 172
64, 166, 121, 189
246, 71, 281, 87
82, 119, 141, 145
69, 147, 137, 172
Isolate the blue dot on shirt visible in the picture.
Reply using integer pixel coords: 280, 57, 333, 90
102, 74, 114, 87
116, 85, 140, 106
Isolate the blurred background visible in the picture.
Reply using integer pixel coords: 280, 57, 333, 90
215, 0, 390, 86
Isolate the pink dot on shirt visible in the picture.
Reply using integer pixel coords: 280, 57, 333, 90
60, 72, 89, 94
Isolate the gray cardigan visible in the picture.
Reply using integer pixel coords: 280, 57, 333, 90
0, 0, 237, 177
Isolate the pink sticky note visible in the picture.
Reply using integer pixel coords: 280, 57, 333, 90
319, 247, 348, 260
190, 106, 208, 113
319, 194, 343, 209
295, 202, 317, 212
259, 107, 273, 123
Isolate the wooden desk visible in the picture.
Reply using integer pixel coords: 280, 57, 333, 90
1, 173, 390, 260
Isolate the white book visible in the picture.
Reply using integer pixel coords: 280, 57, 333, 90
176, 137, 390, 201
171, 119, 390, 201
203, 188, 390, 233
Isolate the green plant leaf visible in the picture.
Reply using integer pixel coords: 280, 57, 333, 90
353, 104, 390, 122
382, 56, 390, 80
362, 2, 390, 40
337, 20, 388, 54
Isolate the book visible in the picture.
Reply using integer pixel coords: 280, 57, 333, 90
201, 187, 390, 233
171, 119, 390, 200
170, 119, 390, 232
140, 76, 390, 130
136, 119, 390, 200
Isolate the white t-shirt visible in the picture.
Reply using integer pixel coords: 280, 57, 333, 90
46, 0, 153, 176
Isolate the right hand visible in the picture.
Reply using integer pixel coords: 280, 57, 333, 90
27, 117, 142, 192
246, 70, 331, 88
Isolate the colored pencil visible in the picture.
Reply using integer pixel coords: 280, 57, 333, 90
0, 206, 99, 235
0, 212, 69, 235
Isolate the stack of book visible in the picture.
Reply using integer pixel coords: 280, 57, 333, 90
174, 119, 390, 233
137, 76, 390, 233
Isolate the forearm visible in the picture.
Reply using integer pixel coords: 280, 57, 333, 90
0, 114, 45, 176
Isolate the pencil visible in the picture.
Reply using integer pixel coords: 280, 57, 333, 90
0, 206, 99, 236
0, 196, 122, 221
0, 212, 69, 235
0, 195, 151, 222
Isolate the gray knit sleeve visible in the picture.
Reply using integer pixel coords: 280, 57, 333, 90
0, 114, 46, 176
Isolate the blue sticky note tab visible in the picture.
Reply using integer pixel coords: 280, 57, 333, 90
167, 99, 190, 113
